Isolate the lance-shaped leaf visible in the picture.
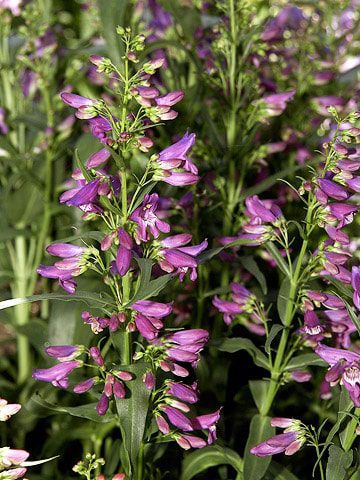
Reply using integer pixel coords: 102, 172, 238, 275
244, 415, 274, 480
216, 338, 269, 370
115, 362, 151, 477
181, 445, 243, 480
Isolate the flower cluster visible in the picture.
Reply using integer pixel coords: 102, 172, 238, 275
32, 27, 218, 464
251, 418, 306, 457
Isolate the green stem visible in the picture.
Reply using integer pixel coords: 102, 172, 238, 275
12, 235, 31, 384
314, 443, 325, 480
260, 200, 315, 416
135, 442, 144, 480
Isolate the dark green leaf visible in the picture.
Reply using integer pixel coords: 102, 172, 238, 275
285, 353, 326, 370
129, 258, 174, 303
249, 380, 270, 412
29, 393, 116, 423
181, 445, 243, 480
277, 278, 291, 325
325, 445, 353, 480
216, 338, 269, 370
75, 148, 93, 183
327, 277, 353, 300
266, 462, 300, 480
115, 362, 151, 477
240, 256, 267, 294
265, 325, 284, 354
244, 415, 274, 480
265, 243, 290, 277
0, 291, 116, 311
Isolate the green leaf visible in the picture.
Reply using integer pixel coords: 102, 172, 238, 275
216, 338, 269, 370
181, 445, 243, 480
0, 291, 116, 311
115, 362, 151, 477
97, 0, 131, 65
198, 238, 258, 264
75, 148, 93, 183
244, 415, 274, 480
266, 462, 300, 480
265, 325, 284, 354
240, 256, 267, 294
29, 393, 116, 423
249, 380, 269, 412
277, 277, 291, 325
325, 445, 353, 480
327, 277, 353, 300
265, 243, 290, 277
285, 353, 326, 370
129, 258, 174, 304
343, 299, 360, 335
314, 389, 354, 477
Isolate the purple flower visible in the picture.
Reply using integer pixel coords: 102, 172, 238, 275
32, 360, 81, 386
132, 300, 173, 317
61, 92, 98, 119
167, 382, 199, 404
317, 179, 349, 202
86, 148, 111, 169
158, 235, 207, 281
155, 414, 170, 434
0, 0, 22, 16
155, 90, 184, 107
38, 243, 91, 293
116, 228, 133, 276
212, 297, 243, 325
162, 406, 194, 431
74, 378, 95, 394
0, 107, 9, 134
262, 91, 295, 116
251, 418, 305, 457
96, 393, 109, 416
0, 448, 29, 468
89, 346, 104, 366
65, 179, 101, 207
192, 408, 221, 444
0, 399, 21, 422
143, 371, 156, 390
352, 266, 360, 310
176, 434, 207, 450
1, 467, 28, 479
130, 193, 170, 242
45, 345, 83, 361
245, 195, 282, 223
251, 432, 300, 456
315, 343, 360, 407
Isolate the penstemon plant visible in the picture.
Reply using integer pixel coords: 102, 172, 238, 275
31, 28, 219, 479
213, 108, 360, 479
1, 2, 360, 479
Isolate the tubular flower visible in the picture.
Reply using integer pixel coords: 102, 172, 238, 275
315, 343, 360, 407
0, 400, 21, 422
37, 243, 96, 294
151, 132, 199, 185
132, 300, 173, 340
250, 418, 306, 457
32, 360, 82, 388
156, 234, 207, 281
212, 282, 262, 333
261, 90, 295, 117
